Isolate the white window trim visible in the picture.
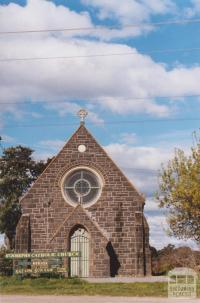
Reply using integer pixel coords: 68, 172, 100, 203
60, 166, 104, 208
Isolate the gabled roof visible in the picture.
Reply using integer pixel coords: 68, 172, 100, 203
20, 124, 144, 204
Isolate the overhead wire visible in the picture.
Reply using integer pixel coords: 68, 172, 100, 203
1, 47, 200, 62
0, 138, 163, 174
2, 117, 200, 129
0, 94, 200, 106
0, 18, 198, 164
0, 18, 200, 35
0, 18, 199, 150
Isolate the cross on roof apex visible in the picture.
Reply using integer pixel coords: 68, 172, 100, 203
77, 109, 88, 125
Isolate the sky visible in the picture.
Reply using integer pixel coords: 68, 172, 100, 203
0, 0, 200, 250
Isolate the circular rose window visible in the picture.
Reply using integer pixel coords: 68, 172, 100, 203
62, 167, 102, 207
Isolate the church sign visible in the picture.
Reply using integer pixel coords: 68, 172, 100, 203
5, 251, 80, 275
5, 251, 79, 259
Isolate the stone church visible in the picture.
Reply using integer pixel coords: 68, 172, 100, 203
16, 111, 151, 277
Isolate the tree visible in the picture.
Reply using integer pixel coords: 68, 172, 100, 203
157, 140, 200, 243
0, 146, 50, 248
151, 244, 200, 275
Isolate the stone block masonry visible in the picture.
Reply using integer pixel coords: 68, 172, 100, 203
16, 124, 151, 277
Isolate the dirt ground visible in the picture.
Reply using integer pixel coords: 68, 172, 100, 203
85, 276, 169, 282
1, 296, 200, 303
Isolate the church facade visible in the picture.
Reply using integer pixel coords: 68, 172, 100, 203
15, 121, 151, 277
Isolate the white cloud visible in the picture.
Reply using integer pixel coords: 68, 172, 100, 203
1, 37, 200, 119
0, 0, 162, 41
31, 112, 43, 119
80, 0, 176, 39
81, 0, 175, 24
33, 139, 65, 160
145, 197, 159, 212
104, 132, 196, 196
105, 143, 172, 170
0, 1, 200, 121
98, 96, 171, 116
0, 0, 200, 122
39, 139, 65, 151
119, 132, 137, 145
184, 0, 200, 17
46, 102, 104, 124
146, 214, 199, 249
89, 26, 154, 41
1, 134, 15, 143
153, 130, 194, 151
33, 150, 54, 161
104, 143, 174, 195
0, 0, 92, 33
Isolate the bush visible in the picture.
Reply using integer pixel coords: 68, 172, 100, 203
151, 244, 200, 275
0, 246, 13, 276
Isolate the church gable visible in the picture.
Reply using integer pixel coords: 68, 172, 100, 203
20, 124, 144, 211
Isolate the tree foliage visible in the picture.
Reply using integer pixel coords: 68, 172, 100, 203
0, 146, 50, 248
0, 246, 13, 276
151, 244, 200, 275
157, 140, 200, 243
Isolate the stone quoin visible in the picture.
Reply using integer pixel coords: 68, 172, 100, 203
15, 116, 151, 277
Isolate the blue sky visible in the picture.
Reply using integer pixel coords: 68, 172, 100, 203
0, 0, 200, 249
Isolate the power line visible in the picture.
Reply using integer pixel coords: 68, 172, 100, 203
2, 117, 200, 129
3, 139, 159, 173
1, 47, 200, 62
0, 18, 200, 35
0, 94, 200, 106
0, 137, 160, 174
0, 138, 171, 174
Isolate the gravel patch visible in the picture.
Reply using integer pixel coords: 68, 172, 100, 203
1, 295, 199, 303
84, 276, 169, 283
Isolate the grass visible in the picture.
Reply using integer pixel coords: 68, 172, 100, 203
0, 276, 199, 297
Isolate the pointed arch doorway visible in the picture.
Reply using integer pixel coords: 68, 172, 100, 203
69, 226, 89, 277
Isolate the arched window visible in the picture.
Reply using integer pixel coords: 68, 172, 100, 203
70, 226, 89, 277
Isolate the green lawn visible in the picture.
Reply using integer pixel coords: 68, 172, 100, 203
0, 276, 199, 297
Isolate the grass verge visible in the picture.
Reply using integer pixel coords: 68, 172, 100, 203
0, 276, 199, 297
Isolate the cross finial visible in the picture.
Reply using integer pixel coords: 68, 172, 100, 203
77, 109, 88, 125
